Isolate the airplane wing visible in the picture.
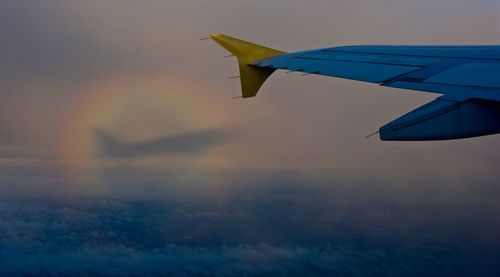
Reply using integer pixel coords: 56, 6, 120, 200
210, 34, 500, 141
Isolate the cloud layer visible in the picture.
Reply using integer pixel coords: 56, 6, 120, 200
0, 241, 414, 276
1, 172, 500, 276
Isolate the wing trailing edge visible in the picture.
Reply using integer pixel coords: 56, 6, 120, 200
210, 34, 286, 98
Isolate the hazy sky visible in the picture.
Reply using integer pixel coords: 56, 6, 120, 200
1, 0, 499, 193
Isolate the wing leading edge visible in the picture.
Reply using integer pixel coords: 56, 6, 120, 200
210, 34, 500, 141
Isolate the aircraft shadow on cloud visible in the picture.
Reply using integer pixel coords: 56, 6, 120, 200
93, 128, 234, 158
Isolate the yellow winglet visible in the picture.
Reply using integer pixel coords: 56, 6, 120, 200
210, 34, 286, 98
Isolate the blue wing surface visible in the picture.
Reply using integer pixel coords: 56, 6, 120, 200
210, 34, 500, 140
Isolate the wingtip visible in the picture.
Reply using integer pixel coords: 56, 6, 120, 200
209, 33, 226, 42
209, 33, 285, 98
210, 33, 223, 38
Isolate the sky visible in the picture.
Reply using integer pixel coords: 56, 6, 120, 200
0, 0, 500, 275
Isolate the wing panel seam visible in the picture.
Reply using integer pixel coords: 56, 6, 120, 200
322, 49, 500, 61
293, 56, 425, 68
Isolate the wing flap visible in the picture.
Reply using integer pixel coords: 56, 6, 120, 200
424, 62, 500, 89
